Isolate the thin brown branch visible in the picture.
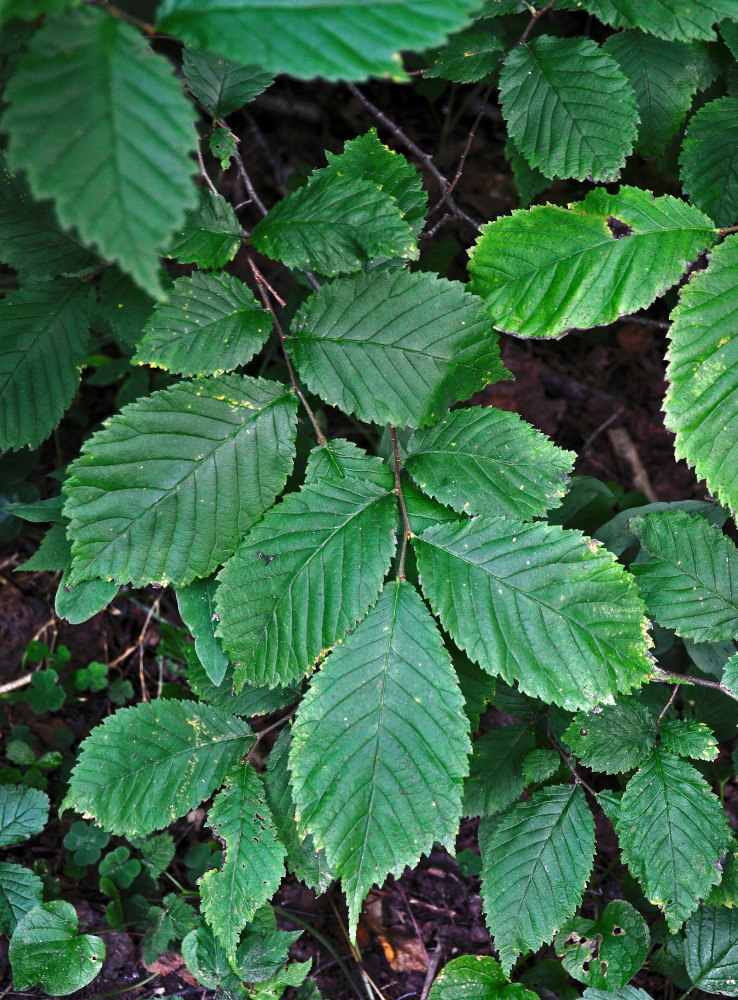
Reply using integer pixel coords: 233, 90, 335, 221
618, 313, 670, 330
718, 224, 738, 238
245, 705, 298, 762
0, 674, 33, 696
390, 426, 411, 581
346, 82, 481, 230
656, 683, 680, 732
547, 720, 598, 799
248, 258, 326, 443
517, 0, 557, 47
652, 666, 738, 704
234, 150, 268, 218
431, 81, 494, 216
196, 143, 219, 196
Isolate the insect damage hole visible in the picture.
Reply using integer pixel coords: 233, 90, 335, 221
606, 216, 633, 239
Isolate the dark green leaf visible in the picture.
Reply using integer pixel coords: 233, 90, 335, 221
183, 46, 273, 116
8, 900, 105, 995
428, 955, 538, 1000
426, 22, 505, 84
563, 697, 655, 774
464, 724, 534, 817
682, 97, 738, 227
165, 189, 243, 270
556, 900, 650, 989
0, 785, 48, 847
177, 576, 229, 686
685, 905, 738, 994
0, 863, 43, 935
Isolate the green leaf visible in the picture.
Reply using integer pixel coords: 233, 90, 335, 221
659, 719, 718, 761
506, 136, 551, 208
200, 764, 285, 957
428, 955, 539, 1000
499, 36, 638, 182
0, 785, 49, 846
63, 821, 109, 866
558, 0, 738, 43
157, 0, 485, 82
414, 516, 652, 712
134, 832, 176, 880
0, 155, 97, 278
63, 375, 297, 587
522, 749, 561, 785
56, 571, 119, 625
556, 900, 650, 989
616, 747, 730, 930
464, 724, 534, 817
209, 127, 236, 169
455, 652, 497, 733
630, 511, 738, 642
681, 97, 738, 227
134, 272, 270, 377
685, 905, 738, 995
183, 46, 273, 116
581, 989, 654, 1000
96, 269, 156, 350
2, 7, 197, 297
563, 697, 655, 774
405, 406, 574, 520
216, 471, 397, 687
143, 893, 197, 965
0, 863, 43, 935
480, 784, 595, 974
290, 580, 470, 939
291, 270, 507, 428
8, 900, 105, 995
263, 728, 333, 893
469, 186, 717, 339
18, 523, 69, 572
595, 499, 726, 557
177, 576, 229, 686
666, 237, 738, 516
324, 128, 427, 237
251, 171, 417, 276
426, 22, 505, 84
182, 922, 238, 990
165, 190, 243, 270
603, 31, 700, 157
98, 846, 141, 888
723, 654, 738, 698
185, 649, 299, 717
304, 437, 393, 490
0, 281, 89, 451
0, 0, 78, 21
65, 699, 252, 836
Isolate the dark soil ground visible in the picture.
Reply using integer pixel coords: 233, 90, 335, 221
0, 42, 723, 1000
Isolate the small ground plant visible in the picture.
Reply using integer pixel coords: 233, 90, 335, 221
2, 0, 738, 996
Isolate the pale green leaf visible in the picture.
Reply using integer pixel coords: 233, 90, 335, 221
0, 863, 43, 935
177, 576, 229, 686
414, 516, 652, 712
157, 0, 484, 82
429, 956, 538, 1000
291, 269, 507, 428
290, 580, 470, 939
563, 697, 655, 774
2, 7, 197, 297
263, 728, 333, 893
405, 406, 574, 520
0, 281, 89, 451
616, 747, 731, 930
681, 97, 738, 227
183, 46, 273, 116
630, 510, 738, 642
603, 31, 701, 156
251, 171, 417, 276
134, 272, 270, 377
63, 375, 297, 587
165, 190, 243, 270
8, 900, 105, 995
686, 905, 738, 995
426, 22, 505, 84
325, 128, 427, 236
200, 764, 285, 957
499, 36, 638, 182
55, 571, 118, 625
723, 655, 738, 699
469, 186, 717, 339
480, 784, 595, 974
216, 472, 397, 687
65, 699, 252, 836
464, 724, 534, 818
557, 0, 738, 43
659, 719, 718, 761
665, 237, 738, 516
556, 900, 649, 989
0, 155, 97, 277
0, 785, 49, 846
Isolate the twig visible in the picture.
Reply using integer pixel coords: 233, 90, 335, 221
420, 213, 453, 241
234, 150, 268, 218
391, 426, 411, 581
196, 143, 218, 196
419, 939, 445, 1000
618, 313, 669, 330
245, 705, 298, 762
137, 595, 161, 703
0, 674, 33, 696
656, 683, 680, 732
398, 887, 430, 967
718, 224, 738, 238
274, 906, 365, 1000
547, 720, 598, 798
518, 0, 557, 46
248, 258, 325, 443
327, 895, 379, 1000
607, 426, 658, 502
346, 82, 480, 230
652, 666, 738, 704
